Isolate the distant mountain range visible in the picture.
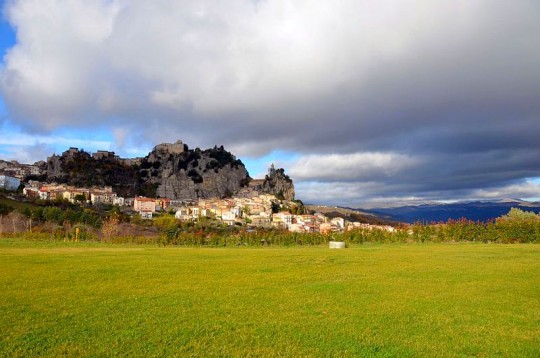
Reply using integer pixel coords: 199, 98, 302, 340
351, 199, 540, 223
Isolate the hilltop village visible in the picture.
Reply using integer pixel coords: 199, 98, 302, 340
1, 141, 395, 233
15, 172, 390, 234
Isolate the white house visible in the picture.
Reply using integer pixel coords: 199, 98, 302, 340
113, 197, 125, 206
175, 208, 191, 221
248, 215, 271, 228
140, 211, 153, 219
91, 192, 117, 205
231, 206, 243, 218
221, 210, 237, 226
22, 186, 39, 198
38, 187, 49, 200
272, 212, 293, 229
221, 210, 237, 222
330, 217, 345, 230
134, 197, 156, 213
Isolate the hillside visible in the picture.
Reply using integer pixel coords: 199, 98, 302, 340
307, 205, 400, 226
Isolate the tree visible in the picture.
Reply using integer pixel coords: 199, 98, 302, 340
154, 214, 178, 230
101, 213, 120, 242
290, 200, 306, 215
43, 206, 63, 225
74, 194, 87, 204
496, 208, 540, 243
0, 203, 12, 215
498, 207, 538, 221
8, 212, 25, 233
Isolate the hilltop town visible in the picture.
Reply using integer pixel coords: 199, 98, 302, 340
0, 141, 394, 233
12, 168, 390, 234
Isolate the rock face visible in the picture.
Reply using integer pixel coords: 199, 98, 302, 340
8, 140, 295, 201
45, 155, 64, 181
141, 142, 250, 200
261, 164, 295, 201
42, 140, 251, 200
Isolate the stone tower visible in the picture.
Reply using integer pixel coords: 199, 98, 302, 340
268, 163, 276, 177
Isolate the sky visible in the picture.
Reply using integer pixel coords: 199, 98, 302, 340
1, 0, 539, 207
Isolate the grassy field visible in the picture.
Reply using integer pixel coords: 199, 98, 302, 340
0, 240, 538, 357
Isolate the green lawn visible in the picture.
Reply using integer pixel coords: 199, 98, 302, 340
0, 240, 538, 357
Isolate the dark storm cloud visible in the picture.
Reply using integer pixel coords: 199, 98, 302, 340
1, 0, 540, 205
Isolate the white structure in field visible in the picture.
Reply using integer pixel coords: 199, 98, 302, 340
329, 241, 346, 249
0, 175, 21, 191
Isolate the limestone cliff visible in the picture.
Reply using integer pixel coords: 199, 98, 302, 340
10, 140, 295, 201
45, 155, 64, 181
261, 165, 295, 201
141, 142, 250, 200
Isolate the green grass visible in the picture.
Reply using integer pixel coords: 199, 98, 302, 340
0, 240, 538, 357
0, 194, 40, 212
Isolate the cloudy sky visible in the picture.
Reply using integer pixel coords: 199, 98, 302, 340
1, 0, 540, 207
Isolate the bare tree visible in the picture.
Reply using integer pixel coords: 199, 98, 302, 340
25, 218, 33, 233
7, 212, 25, 233
101, 213, 120, 242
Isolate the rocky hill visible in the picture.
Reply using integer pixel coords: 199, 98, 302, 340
140, 142, 250, 200
9, 140, 294, 201
262, 165, 295, 201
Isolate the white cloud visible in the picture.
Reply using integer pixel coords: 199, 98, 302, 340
471, 180, 540, 200
0, 142, 54, 163
4, 0, 538, 131
298, 179, 540, 208
296, 181, 386, 207
284, 152, 419, 181
0, 131, 111, 149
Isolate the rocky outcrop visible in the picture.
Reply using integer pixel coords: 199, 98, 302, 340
42, 141, 250, 199
45, 155, 64, 181
141, 143, 250, 200
156, 165, 248, 200
8, 140, 294, 201
261, 165, 295, 201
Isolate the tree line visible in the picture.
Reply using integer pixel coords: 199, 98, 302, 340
2, 207, 538, 245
